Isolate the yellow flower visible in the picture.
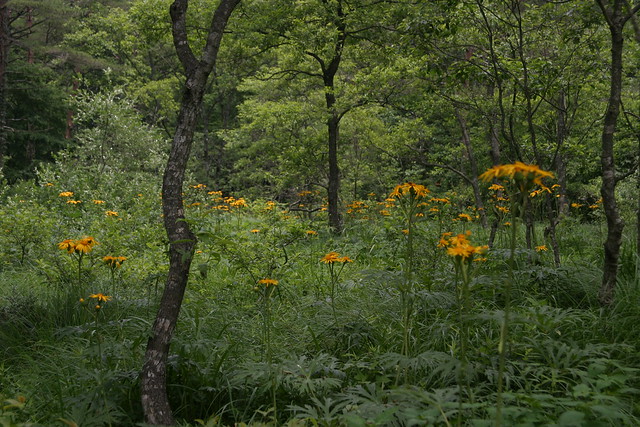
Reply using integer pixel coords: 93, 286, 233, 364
190, 184, 207, 189
320, 252, 340, 263
93, 200, 105, 204
458, 213, 473, 221
429, 197, 450, 204
441, 231, 487, 261
306, 230, 318, 236
480, 162, 554, 187
298, 190, 313, 197
89, 293, 112, 302
105, 210, 118, 217
74, 236, 98, 254
535, 245, 548, 252
390, 182, 430, 199
58, 239, 76, 254
571, 203, 583, 208
103, 255, 127, 268
59, 191, 74, 197
320, 252, 353, 264
379, 210, 391, 216
447, 245, 474, 258
251, 229, 260, 233
230, 198, 248, 208
66, 200, 82, 204
488, 184, 505, 191
257, 278, 279, 286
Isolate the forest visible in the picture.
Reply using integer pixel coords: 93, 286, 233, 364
1, 0, 640, 425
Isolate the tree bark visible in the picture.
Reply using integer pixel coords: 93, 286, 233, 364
140, 0, 240, 424
323, 4, 346, 233
455, 108, 488, 228
0, 0, 9, 172
594, 0, 638, 305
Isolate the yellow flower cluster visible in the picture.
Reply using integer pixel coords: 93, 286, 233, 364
346, 200, 369, 214
480, 162, 554, 185
208, 193, 248, 211
58, 237, 99, 254
320, 251, 353, 264
429, 197, 450, 204
389, 182, 430, 199
439, 231, 488, 260
102, 255, 127, 268
59, 191, 74, 198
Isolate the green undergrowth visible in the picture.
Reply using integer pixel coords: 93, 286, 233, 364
0, 176, 639, 426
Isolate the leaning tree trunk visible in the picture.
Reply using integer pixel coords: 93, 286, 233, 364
140, 0, 240, 424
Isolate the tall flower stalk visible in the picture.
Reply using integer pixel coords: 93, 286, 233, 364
319, 252, 353, 319
440, 231, 487, 418
389, 182, 429, 358
480, 162, 553, 426
103, 255, 127, 297
255, 278, 279, 423
80, 292, 112, 362
58, 236, 99, 292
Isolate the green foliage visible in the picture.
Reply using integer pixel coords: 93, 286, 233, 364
1, 168, 639, 425
4, 62, 68, 183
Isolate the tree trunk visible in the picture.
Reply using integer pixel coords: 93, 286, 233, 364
140, 0, 240, 424
455, 108, 488, 227
487, 85, 502, 248
0, 0, 9, 172
326, 92, 342, 232
595, 0, 632, 306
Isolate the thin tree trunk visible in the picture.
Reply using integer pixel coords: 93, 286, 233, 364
594, 0, 635, 305
544, 90, 568, 266
455, 108, 488, 227
140, 1, 240, 424
487, 86, 502, 248
327, 99, 342, 232
0, 0, 9, 171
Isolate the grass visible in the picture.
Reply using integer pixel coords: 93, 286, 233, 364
0, 180, 639, 426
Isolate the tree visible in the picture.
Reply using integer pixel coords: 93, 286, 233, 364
140, 0, 240, 424
594, 0, 640, 305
